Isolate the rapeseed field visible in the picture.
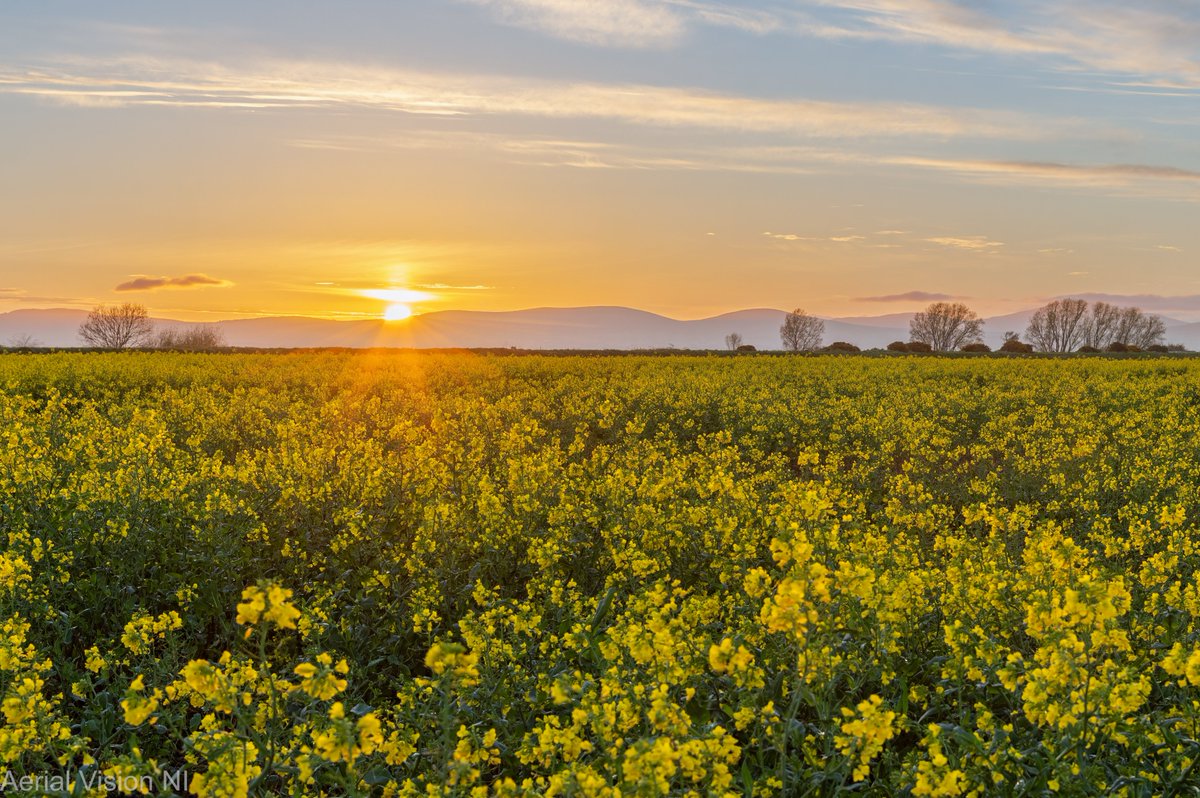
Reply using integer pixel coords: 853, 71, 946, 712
1, 352, 1199, 796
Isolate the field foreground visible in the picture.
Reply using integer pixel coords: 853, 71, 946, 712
3, 352, 1200, 796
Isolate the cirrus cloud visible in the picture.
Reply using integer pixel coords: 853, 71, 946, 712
0, 57, 1074, 142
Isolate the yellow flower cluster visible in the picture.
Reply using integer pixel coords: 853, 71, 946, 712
120, 675, 162, 726
235, 581, 300, 631
835, 694, 897, 781
424, 641, 480, 688
121, 609, 183, 656
293, 652, 349, 700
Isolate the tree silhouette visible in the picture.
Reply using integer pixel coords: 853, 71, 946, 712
780, 309, 824, 352
78, 303, 153, 349
1025, 298, 1089, 352
909, 302, 983, 352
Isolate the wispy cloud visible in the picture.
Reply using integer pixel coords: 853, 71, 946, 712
924, 235, 1004, 250
798, 1, 1200, 88
801, 0, 1051, 56
417, 283, 495, 290
858, 290, 958, 302
285, 129, 1200, 204
115, 273, 232, 291
671, 1, 790, 35
763, 231, 865, 243
463, 0, 686, 47
875, 156, 1200, 200
457, 0, 1200, 93
0, 292, 97, 306
462, 0, 794, 46
890, 156, 1200, 186
0, 57, 1070, 141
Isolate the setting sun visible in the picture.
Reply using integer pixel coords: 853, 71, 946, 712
383, 303, 412, 321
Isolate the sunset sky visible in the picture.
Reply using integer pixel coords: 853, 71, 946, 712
2, 1, 1199, 321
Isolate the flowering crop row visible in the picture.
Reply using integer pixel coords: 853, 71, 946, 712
1, 352, 1200, 796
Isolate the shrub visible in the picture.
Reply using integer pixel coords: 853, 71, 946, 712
822, 341, 860, 353
1077, 345, 1101, 354
735, 344, 757, 353
887, 341, 909, 352
906, 341, 933, 353
960, 343, 991, 353
1000, 340, 1033, 353
155, 326, 226, 352
1146, 344, 1169, 353
1106, 342, 1141, 353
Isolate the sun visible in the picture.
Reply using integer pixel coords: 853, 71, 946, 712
361, 287, 432, 321
383, 303, 412, 321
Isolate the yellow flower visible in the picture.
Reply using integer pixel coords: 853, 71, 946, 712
357, 712, 384, 753
182, 659, 221, 696
835, 695, 897, 782
120, 675, 161, 726
190, 733, 261, 798
424, 641, 480, 687
236, 581, 300, 631
84, 646, 107, 674
121, 610, 183, 655
312, 702, 381, 763
293, 652, 349, 700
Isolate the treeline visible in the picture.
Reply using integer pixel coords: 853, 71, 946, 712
76, 302, 225, 351
1025, 299, 1165, 352
725, 300, 1179, 354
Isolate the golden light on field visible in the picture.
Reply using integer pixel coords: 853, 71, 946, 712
383, 303, 412, 321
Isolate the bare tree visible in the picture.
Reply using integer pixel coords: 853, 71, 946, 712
1113, 306, 1165, 349
78, 303, 153, 349
1081, 302, 1121, 350
5, 334, 41, 349
1025, 298, 1089, 352
725, 332, 743, 351
780, 308, 824, 352
909, 302, 983, 351
155, 325, 226, 352
1081, 302, 1165, 349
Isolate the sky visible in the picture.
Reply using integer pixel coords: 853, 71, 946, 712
1, 1, 1199, 321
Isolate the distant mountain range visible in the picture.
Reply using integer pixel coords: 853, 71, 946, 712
2, 306, 1198, 351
